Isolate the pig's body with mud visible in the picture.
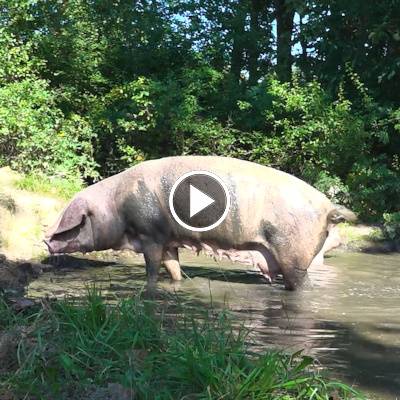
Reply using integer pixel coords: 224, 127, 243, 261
45, 156, 352, 289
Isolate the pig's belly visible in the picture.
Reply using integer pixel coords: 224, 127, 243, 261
169, 239, 266, 270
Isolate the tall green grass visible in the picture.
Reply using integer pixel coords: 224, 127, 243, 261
0, 290, 364, 399
16, 174, 83, 199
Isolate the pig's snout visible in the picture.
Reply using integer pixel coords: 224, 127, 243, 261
283, 268, 308, 290
43, 238, 54, 253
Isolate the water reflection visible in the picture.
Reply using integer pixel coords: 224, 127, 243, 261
28, 251, 400, 399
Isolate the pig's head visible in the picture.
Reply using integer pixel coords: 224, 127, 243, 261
45, 194, 126, 254
44, 197, 95, 254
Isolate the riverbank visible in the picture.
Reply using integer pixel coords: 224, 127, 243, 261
337, 223, 400, 253
0, 288, 364, 400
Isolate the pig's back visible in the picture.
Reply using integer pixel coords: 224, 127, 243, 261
123, 156, 333, 242
128, 156, 331, 213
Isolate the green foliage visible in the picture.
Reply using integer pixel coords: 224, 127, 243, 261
313, 171, 350, 206
0, 0, 398, 223
182, 119, 268, 162
0, 29, 43, 83
223, 75, 399, 221
301, 0, 400, 103
0, 79, 98, 179
254, 77, 367, 177
16, 174, 82, 199
0, 290, 364, 399
383, 212, 400, 241
90, 77, 155, 175
347, 158, 400, 220
0, 295, 17, 329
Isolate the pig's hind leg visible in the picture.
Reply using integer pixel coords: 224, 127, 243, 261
163, 247, 182, 281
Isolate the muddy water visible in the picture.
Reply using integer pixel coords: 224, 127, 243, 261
27, 251, 400, 399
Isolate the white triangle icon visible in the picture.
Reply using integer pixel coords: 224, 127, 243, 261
190, 184, 215, 218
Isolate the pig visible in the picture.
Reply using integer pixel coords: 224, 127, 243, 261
44, 156, 355, 290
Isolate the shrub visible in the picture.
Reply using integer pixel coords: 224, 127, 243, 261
182, 119, 270, 162
0, 29, 44, 84
383, 212, 400, 241
222, 75, 399, 222
313, 171, 351, 206
279, 78, 366, 175
347, 158, 400, 221
0, 79, 98, 180
90, 77, 156, 175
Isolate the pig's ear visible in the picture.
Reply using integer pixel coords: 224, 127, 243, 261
52, 198, 88, 236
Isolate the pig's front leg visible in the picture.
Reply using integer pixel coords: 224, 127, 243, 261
163, 247, 182, 281
142, 240, 164, 287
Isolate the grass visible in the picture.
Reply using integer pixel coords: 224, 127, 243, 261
16, 174, 83, 200
0, 290, 365, 400
338, 223, 384, 245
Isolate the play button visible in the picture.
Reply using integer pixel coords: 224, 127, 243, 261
169, 171, 230, 231
190, 185, 215, 217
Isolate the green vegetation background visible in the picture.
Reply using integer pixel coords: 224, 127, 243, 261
0, 0, 399, 237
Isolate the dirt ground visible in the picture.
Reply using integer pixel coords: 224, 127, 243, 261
0, 167, 65, 261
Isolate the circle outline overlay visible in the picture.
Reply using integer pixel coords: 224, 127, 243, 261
168, 170, 231, 232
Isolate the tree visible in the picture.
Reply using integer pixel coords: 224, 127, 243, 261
275, 0, 295, 82
299, 0, 400, 102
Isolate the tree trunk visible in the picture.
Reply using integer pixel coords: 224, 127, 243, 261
299, 14, 308, 67
275, 0, 295, 82
230, 3, 246, 82
248, 0, 265, 85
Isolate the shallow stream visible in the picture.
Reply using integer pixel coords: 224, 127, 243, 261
27, 251, 400, 399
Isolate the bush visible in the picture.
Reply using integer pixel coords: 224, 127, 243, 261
218, 75, 400, 222
383, 212, 400, 241
0, 79, 98, 180
313, 171, 351, 206
231, 76, 369, 179
0, 29, 44, 84
90, 77, 156, 175
182, 119, 270, 162
347, 158, 400, 221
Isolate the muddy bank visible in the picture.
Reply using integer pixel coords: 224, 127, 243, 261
338, 224, 400, 253
0, 167, 64, 261
0, 254, 55, 308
